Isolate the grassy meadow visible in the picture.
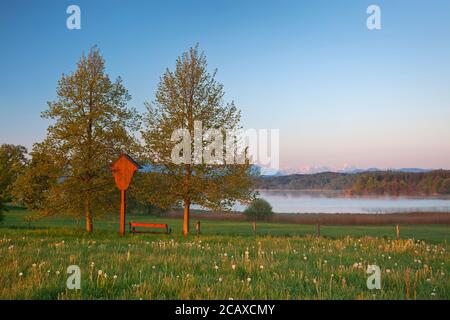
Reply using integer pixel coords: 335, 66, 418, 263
0, 208, 449, 300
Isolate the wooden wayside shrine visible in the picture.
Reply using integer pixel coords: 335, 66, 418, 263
110, 154, 140, 236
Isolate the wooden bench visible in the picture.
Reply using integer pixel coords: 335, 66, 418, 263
129, 221, 171, 234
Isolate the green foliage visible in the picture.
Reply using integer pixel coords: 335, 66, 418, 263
12, 146, 55, 212
348, 171, 450, 196
244, 198, 274, 221
0, 196, 5, 222
0, 144, 28, 202
260, 170, 450, 196
259, 172, 355, 190
12, 47, 141, 231
439, 178, 450, 194
140, 45, 257, 232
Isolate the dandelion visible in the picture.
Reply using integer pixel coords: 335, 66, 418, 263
214, 265, 219, 270
32, 263, 37, 268
19, 272, 23, 277
152, 265, 156, 269
90, 262, 95, 268
98, 270, 103, 276
386, 269, 391, 273
218, 277, 223, 282
113, 275, 118, 279
55, 271, 60, 275
247, 277, 251, 282
259, 265, 264, 270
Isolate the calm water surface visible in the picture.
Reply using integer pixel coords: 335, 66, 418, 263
233, 190, 450, 214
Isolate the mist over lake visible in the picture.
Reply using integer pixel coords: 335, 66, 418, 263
233, 190, 450, 214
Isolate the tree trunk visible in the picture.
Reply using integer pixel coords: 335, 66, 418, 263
85, 199, 93, 233
120, 190, 126, 236
86, 210, 93, 233
182, 198, 190, 236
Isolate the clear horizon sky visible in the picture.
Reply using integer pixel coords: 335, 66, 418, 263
1, 0, 450, 172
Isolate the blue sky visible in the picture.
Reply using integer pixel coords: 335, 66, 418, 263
1, 0, 450, 171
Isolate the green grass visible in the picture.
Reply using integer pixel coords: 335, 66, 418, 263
0, 209, 449, 299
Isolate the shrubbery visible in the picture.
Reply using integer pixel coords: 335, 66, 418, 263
244, 198, 274, 221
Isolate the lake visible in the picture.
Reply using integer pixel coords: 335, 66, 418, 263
233, 190, 450, 214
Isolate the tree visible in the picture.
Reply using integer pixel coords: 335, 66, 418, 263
141, 45, 256, 236
439, 178, 450, 194
0, 144, 28, 201
0, 195, 5, 222
244, 198, 273, 221
13, 47, 140, 233
12, 144, 55, 212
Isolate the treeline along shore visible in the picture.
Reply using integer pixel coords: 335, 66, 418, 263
258, 170, 450, 196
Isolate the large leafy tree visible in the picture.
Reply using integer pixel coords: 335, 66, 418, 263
141, 45, 257, 236
13, 47, 140, 232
